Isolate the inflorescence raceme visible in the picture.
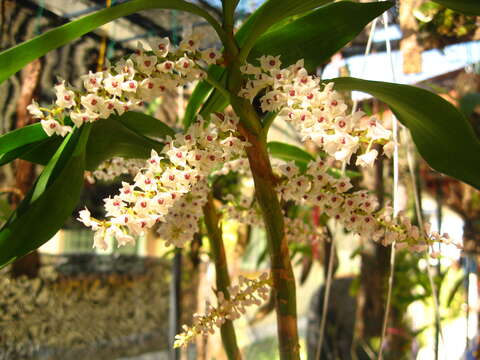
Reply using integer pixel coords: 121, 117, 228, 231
27, 34, 221, 136
174, 273, 272, 348
78, 112, 249, 249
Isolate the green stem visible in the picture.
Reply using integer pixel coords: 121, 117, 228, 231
239, 127, 300, 360
221, 15, 299, 360
203, 193, 242, 360
221, 0, 239, 61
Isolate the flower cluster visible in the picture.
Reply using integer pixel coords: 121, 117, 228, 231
284, 216, 326, 247
276, 158, 460, 251
174, 272, 271, 348
239, 56, 394, 167
78, 112, 250, 249
27, 34, 222, 136
92, 157, 145, 182
222, 197, 325, 247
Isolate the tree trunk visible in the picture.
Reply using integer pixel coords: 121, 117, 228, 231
11, 59, 41, 279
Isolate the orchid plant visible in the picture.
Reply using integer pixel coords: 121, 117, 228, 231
0, 0, 479, 359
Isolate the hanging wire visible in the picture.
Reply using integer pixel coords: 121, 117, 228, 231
377, 9, 399, 360
434, 176, 444, 360
315, 236, 336, 360
404, 130, 445, 359
315, 163, 348, 359
351, 17, 378, 114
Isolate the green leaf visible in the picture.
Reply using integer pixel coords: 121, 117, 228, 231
331, 77, 480, 190
31, 131, 77, 202
267, 141, 314, 171
0, 0, 224, 84
115, 111, 175, 140
460, 93, 480, 117
431, 0, 480, 15
17, 137, 63, 165
85, 113, 170, 171
249, 1, 393, 72
0, 125, 91, 268
182, 0, 333, 127
0, 123, 47, 155
238, 0, 333, 61
183, 65, 224, 127
0, 112, 174, 169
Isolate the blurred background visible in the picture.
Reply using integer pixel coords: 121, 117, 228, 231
0, 0, 479, 359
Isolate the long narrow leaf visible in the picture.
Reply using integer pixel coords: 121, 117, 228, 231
331, 77, 480, 190
432, 0, 480, 15
183, 65, 223, 127
0, 123, 47, 155
0, 112, 174, 169
267, 141, 315, 171
249, 1, 393, 72
0, 0, 224, 84
85, 115, 167, 170
238, 0, 333, 61
0, 125, 91, 267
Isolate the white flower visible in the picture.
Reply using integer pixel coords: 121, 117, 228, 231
55, 82, 76, 109
116, 58, 136, 80
77, 208, 99, 230
366, 118, 391, 140
70, 110, 98, 127
157, 60, 175, 73
40, 119, 71, 137
356, 149, 378, 167
103, 74, 124, 96
121, 79, 138, 93
27, 100, 44, 118
259, 55, 281, 72
176, 56, 195, 74
135, 54, 158, 75
150, 37, 170, 57
82, 71, 103, 93
81, 94, 104, 113
200, 48, 221, 65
